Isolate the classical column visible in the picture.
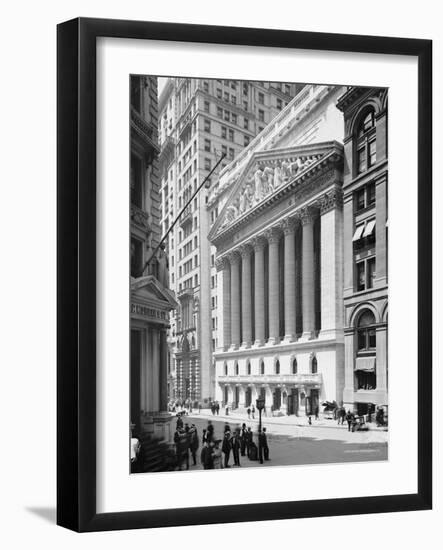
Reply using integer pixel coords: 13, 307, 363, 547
319, 189, 344, 339
252, 236, 266, 345
216, 257, 231, 350
240, 244, 253, 347
300, 207, 316, 340
281, 217, 298, 341
229, 251, 241, 349
159, 328, 168, 412
266, 227, 282, 344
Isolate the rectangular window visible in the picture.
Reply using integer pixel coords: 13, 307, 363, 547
204, 119, 211, 132
204, 100, 210, 112
224, 110, 230, 121
355, 189, 366, 211
203, 81, 209, 92
205, 158, 211, 170
221, 126, 227, 139
244, 118, 249, 129
228, 129, 234, 142
367, 257, 376, 288
356, 261, 365, 291
258, 109, 265, 122
221, 145, 227, 156
369, 139, 377, 166
229, 147, 235, 160
276, 98, 282, 110
231, 95, 236, 104
216, 88, 222, 99
243, 101, 248, 111
258, 92, 264, 104
204, 139, 211, 152
231, 113, 237, 124
244, 135, 250, 146
224, 91, 229, 102
368, 183, 376, 206
357, 145, 366, 173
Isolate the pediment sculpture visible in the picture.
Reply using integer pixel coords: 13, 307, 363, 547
219, 154, 321, 229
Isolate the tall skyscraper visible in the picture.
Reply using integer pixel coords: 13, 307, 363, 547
158, 78, 301, 404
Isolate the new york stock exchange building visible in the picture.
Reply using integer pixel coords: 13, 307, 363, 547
207, 84, 388, 417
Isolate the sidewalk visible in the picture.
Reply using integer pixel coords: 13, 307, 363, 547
192, 408, 387, 431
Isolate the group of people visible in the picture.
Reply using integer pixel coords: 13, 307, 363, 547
173, 417, 271, 471
209, 402, 220, 416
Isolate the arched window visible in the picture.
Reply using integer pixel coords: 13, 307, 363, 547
275, 359, 280, 375
247, 361, 251, 375
357, 310, 376, 351
234, 361, 239, 376
292, 358, 298, 374
224, 362, 228, 376
356, 108, 376, 174
260, 360, 265, 375
311, 356, 318, 374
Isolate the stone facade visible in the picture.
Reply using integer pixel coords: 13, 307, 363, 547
337, 87, 388, 416
158, 78, 301, 404
130, 75, 177, 440
208, 85, 348, 415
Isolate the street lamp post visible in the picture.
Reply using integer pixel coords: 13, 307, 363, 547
256, 397, 265, 434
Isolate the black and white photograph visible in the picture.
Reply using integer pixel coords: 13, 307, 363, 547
129, 76, 389, 474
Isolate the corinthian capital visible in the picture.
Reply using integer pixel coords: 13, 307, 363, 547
215, 256, 229, 272
239, 243, 253, 259
264, 226, 282, 245
251, 235, 267, 252
279, 216, 299, 235
227, 250, 241, 266
319, 188, 343, 214
299, 205, 317, 226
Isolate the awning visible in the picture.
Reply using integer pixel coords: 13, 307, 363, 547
352, 225, 365, 241
363, 219, 376, 238
354, 356, 376, 372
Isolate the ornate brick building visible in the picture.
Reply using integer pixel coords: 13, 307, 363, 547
336, 87, 388, 416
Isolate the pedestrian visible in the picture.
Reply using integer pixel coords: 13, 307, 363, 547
225, 405, 229, 415
232, 429, 241, 466
262, 427, 270, 461
258, 428, 265, 464
314, 405, 319, 420
247, 407, 251, 419
240, 423, 247, 456
202, 428, 207, 444
345, 410, 353, 432
213, 440, 223, 469
189, 424, 199, 466
251, 405, 255, 419
222, 430, 232, 468
200, 441, 214, 470
224, 422, 231, 433
246, 427, 253, 458
198, 402, 201, 414
176, 415, 183, 431
216, 402, 220, 415
206, 420, 214, 444
308, 415, 312, 425
174, 428, 184, 470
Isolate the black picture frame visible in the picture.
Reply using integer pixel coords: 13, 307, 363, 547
57, 17, 432, 532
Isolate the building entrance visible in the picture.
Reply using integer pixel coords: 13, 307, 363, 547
273, 388, 282, 411
130, 330, 141, 434
245, 387, 252, 407
287, 388, 299, 415
234, 386, 240, 409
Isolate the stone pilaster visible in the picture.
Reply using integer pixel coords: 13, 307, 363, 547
300, 206, 316, 340
281, 217, 298, 341
319, 189, 344, 339
216, 256, 231, 350
229, 251, 241, 349
252, 236, 266, 345
265, 227, 282, 344
240, 244, 253, 347
159, 329, 168, 412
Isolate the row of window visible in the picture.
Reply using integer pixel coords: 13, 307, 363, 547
223, 357, 317, 376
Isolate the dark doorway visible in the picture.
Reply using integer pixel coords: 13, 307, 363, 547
310, 389, 319, 415
130, 330, 142, 434
245, 387, 252, 407
288, 388, 299, 415
234, 386, 240, 409
273, 388, 282, 411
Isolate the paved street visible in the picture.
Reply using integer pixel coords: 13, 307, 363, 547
176, 413, 388, 471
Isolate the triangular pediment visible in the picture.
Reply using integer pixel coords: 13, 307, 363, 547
131, 275, 177, 310
208, 141, 342, 243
